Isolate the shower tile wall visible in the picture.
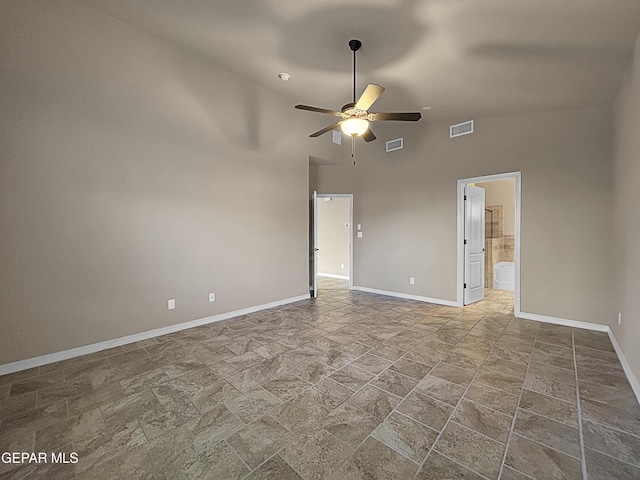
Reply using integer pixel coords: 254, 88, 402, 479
484, 205, 513, 288
486, 205, 503, 239
503, 235, 514, 262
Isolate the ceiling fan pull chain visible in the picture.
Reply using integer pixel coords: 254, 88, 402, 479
294, 39, 420, 142
352, 137, 356, 164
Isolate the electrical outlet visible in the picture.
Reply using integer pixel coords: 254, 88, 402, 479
341, 264, 344, 269
618, 312, 622, 325
168, 299, 175, 310
410, 277, 415, 285
209, 292, 215, 303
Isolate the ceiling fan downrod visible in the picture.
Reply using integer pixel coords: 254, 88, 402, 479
349, 39, 361, 104
294, 38, 421, 144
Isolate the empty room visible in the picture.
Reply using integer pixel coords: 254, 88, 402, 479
2, 1, 640, 479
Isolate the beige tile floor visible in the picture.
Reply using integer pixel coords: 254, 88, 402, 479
1, 277, 640, 479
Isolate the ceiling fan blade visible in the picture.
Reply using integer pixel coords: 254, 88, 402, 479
295, 105, 343, 117
309, 121, 343, 138
370, 112, 422, 122
355, 84, 385, 111
362, 128, 376, 142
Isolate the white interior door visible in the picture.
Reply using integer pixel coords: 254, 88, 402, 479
311, 191, 318, 298
464, 185, 485, 305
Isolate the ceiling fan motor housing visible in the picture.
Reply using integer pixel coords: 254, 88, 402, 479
341, 103, 367, 118
294, 38, 421, 142
348, 39, 362, 52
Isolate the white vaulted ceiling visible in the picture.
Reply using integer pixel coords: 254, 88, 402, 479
79, 0, 640, 121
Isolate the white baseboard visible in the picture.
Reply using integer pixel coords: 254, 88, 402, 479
0, 294, 309, 376
351, 285, 459, 307
517, 310, 640, 404
606, 329, 640, 404
516, 310, 609, 332
5, 290, 639, 407
318, 273, 349, 280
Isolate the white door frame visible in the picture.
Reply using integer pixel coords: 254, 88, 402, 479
314, 193, 354, 291
311, 191, 318, 298
456, 172, 521, 313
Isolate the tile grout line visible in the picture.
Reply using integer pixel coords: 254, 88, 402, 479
234, 411, 307, 478
447, 418, 511, 446
575, 410, 640, 439
510, 428, 584, 461
572, 329, 589, 480
411, 316, 515, 480
515, 384, 576, 405
500, 461, 537, 480
581, 442, 640, 469
222, 438, 253, 475
432, 450, 494, 480
496, 323, 540, 480
355, 361, 454, 474
288, 292, 548, 476
7, 285, 627, 480
390, 408, 441, 434
318, 326, 444, 470
461, 396, 515, 420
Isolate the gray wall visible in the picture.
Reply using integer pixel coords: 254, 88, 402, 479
612, 31, 640, 380
0, 0, 628, 378
312, 106, 614, 325
0, 0, 338, 365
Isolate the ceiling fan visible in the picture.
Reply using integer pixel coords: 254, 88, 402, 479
295, 39, 421, 142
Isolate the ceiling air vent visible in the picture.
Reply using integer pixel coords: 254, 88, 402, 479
450, 120, 474, 138
386, 137, 404, 152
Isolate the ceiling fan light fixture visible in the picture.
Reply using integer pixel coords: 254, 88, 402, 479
341, 118, 369, 137
295, 39, 421, 142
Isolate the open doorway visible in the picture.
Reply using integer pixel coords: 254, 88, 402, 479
310, 193, 353, 298
457, 172, 521, 312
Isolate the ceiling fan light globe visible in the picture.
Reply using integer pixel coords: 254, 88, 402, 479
341, 118, 369, 137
